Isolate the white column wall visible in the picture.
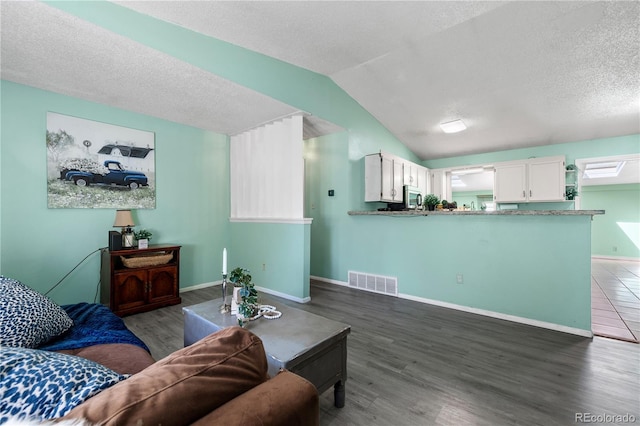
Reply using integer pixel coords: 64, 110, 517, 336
230, 115, 304, 219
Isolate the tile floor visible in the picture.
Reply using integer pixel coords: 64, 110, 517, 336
591, 258, 640, 343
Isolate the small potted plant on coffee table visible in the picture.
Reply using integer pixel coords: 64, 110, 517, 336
229, 267, 259, 326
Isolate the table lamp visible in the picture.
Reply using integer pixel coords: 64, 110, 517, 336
113, 209, 135, 248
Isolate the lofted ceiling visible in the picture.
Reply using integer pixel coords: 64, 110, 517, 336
1, 1, 639, 160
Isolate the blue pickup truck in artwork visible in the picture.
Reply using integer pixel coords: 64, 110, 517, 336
59, 159, 148, 189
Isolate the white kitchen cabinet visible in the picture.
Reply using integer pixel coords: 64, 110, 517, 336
494, 156, 566, 203
365, 152, 404, 203
417, 166, 429, 198
430, 169, 446, 201
403, 161, 418, 186
528, 157, 566, 201
494, 163, 527, 202
404, 161, 429, 195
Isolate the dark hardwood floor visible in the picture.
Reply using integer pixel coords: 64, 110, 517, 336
124, 281, 640, 426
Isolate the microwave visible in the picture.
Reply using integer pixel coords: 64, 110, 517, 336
403, 186, 422, 209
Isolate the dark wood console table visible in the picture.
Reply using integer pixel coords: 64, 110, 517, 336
101, 244, 181, 317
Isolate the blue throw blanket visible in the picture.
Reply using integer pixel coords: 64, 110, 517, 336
38, 302, 150, 353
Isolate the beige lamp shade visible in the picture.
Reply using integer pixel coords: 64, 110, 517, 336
113, 210, 135, 228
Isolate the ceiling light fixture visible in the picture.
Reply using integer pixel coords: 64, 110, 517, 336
439, 119, 467, 134
583, 161, 626, 179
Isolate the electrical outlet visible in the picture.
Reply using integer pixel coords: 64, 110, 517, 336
456, 274, 464, 284
612, 246, 618, 252
262, 263, 266, 271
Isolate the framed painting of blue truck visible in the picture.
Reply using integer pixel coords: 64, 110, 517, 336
47, 112, 156, 209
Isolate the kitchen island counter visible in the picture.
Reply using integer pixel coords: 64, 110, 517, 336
342, 208, 602, 337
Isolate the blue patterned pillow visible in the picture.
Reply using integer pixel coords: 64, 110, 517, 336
0, 276, 74, 348
0, 347, 128, 423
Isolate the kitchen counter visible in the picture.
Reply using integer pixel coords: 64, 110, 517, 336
348, 209, 604, 217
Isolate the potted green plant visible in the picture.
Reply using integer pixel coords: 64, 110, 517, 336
423, 194, 440, 211
229, 267, 258, 326
134, 229, 152, 248
566, 187, 578, 200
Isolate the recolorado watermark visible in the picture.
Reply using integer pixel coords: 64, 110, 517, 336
575, 413, 637, 423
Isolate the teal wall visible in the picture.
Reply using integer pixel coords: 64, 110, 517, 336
306, 134, 638, 332
343, 214, 593, 330
229, 222, 311, 301
304, 133, 351, 278
39, 1, 418, 302
0, 81, 229, 304
581, 184, 640, 259
306, 134, 637, 273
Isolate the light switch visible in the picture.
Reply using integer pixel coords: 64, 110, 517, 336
328, 190, 335, 196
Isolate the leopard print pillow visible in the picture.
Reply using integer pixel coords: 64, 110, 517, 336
0, 347, 128, 423
0, 276, 73, 348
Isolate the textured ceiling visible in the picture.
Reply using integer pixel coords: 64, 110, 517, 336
0, 1, 298, 136
2, 1, 639, 161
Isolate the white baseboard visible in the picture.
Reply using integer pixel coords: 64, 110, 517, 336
180, 281, 219, 293
592, 255, 640, 262
181, 281, 310, 304
398, 293, 592, 338
255, 285, 311, 304
310, 275, 348, 286
310, 276, 593, 338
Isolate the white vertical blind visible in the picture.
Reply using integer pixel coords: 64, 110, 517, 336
230, 115, 304, 219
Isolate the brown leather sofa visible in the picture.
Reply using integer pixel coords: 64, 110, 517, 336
60, 327, 319, 426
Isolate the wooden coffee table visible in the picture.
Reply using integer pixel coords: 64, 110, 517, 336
183, 296, 351, 407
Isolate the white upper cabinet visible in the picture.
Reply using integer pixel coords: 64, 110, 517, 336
527, 157, 566, 201
403, 161, 418, 186
430, 169, 446, 201
365, 152, 404, 203
494, 163, 527, 202
494, 156, 566, 203
416, 166, 429, 198
403, 161, 429, 193
365, 152, 429, 203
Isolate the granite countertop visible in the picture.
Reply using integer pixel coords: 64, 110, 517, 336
348, 209, 605, 216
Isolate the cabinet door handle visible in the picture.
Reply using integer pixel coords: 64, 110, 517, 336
522, 190, 525, 198
530, 190, 532, 197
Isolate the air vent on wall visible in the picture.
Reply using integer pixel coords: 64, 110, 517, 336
348, 271, 398, 297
